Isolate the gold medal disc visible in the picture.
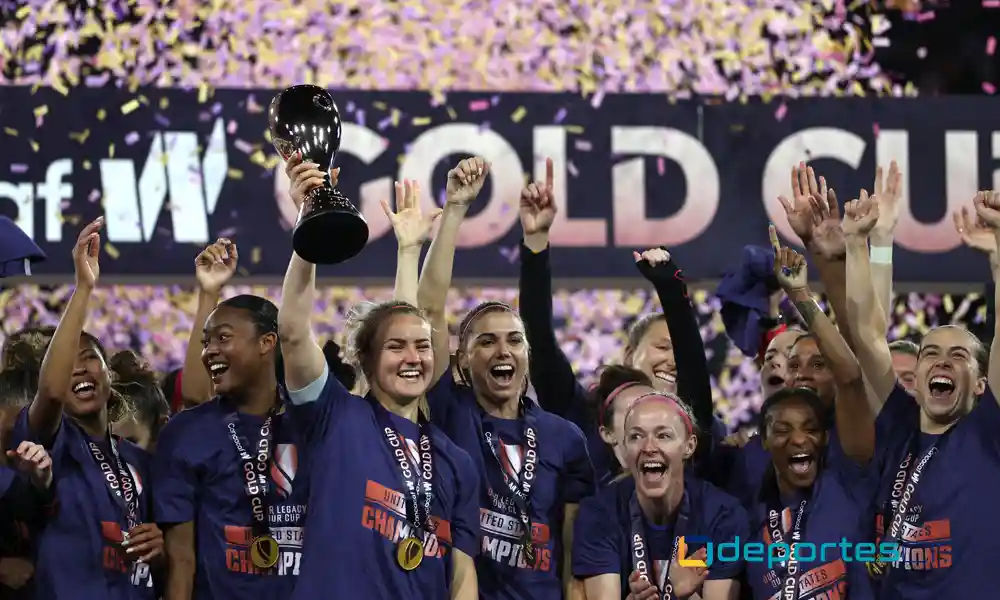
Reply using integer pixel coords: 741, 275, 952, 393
397, 537, 424, 571
250, 534, 280, 569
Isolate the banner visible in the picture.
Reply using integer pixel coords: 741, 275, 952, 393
0, 86, 996, 282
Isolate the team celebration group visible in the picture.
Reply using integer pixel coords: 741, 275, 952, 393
0, 151, 997, 600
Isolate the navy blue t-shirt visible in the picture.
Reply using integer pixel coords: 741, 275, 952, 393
744, 461, 876, 600
286, 366, 481, 600
572, 476, 747, 598
151, 397, 309, 600
428, 369, 595, 600
12, 408, 155, 600
0, 466, 48, 600
872, 384, 1000, 600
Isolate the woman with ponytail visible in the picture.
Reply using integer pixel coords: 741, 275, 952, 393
12, 217, 163, 599
108, 351, 170, 452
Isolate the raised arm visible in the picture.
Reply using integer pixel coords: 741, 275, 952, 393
772, 227, 874, 463
382, 179, 442, 308
277, 155, 332, 391
30, 218, 104, 444
179, 239, 239, 407
969, 192, 1000, 396
869, 161, 903, 321
416, 158, 489, 383
843, 191, 896, 408
633, 248, 714, 435
518, 159, 586, 421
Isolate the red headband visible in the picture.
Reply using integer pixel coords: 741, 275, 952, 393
600, 382, 642, 421
625, 393, 694, 435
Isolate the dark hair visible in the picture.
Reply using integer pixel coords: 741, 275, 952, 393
43, 330, 132, 422
789, 332, 816, 351
323, 340, 358, 391
109, 350, 170, 439
758, 387, 831, 440
0, 370, 33, 407
216, 294, 283, 382
590, 365, 652, 430
455, 301, 521, 386
347, 301, 426, 380
625, 313, 665, 357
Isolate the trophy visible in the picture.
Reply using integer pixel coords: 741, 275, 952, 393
268, 85, 369, 264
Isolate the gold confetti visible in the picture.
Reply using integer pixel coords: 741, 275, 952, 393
120, 99, 140, 115
226, 168, 244, 179
104, 243, 120, 259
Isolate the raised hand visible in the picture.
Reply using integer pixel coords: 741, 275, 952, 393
777, 162, 825, 245
382, 179, 443, 250
72, 217, 103, 288
6, 441, 52, 490
973, 190, 1000, 231
770, 224, 809, 292
625, 570, 658, 600
446, 157, 490, 206
194, 238, 238, 295
519, 158, 557, 236
632, 247, 671, 267
872, 161, 903, 238
807, 186, 846, 259
285, 152, 338, 211
668, 547, 710, 598
953, 202, 997, 255
842, 190, 881, 238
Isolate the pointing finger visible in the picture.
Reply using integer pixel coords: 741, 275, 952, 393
768, 224, 781, 252
545, 157, 554, 191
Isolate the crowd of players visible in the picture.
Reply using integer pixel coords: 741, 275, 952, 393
0, 153, 997, 600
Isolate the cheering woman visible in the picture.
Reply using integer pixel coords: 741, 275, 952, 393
13, 217, 163, 600
737, 231, 877, 600
152, 236, 311, 600
572, 386, 747, 600
417, 159, 596, 600
515, 159, 719, 485
277, 155, 479, 599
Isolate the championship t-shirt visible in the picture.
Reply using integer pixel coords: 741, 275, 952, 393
744, 464, 876, 600
572, 476, 747, 598
286, 366, 481, 600
152, 397, 308, 600
11, 408, 155, 600
871, 385, 1000, 600
428, 369, 596, 600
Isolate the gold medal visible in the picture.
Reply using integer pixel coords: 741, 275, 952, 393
866, 560, 885, 579
396, 537, 424, 571
250, 534, 280, 569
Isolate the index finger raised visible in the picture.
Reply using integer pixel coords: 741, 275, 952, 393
545, 157, 554, 189
768, 223, 781, 252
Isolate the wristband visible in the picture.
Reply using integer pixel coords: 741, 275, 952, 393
870, 245, 893, 264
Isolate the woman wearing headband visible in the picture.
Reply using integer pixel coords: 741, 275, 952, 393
12, 217, 163, 600
414, 158, 595, 600
278, 159, 480, 600
515, 161, 719, 484
573, 391, 747, 600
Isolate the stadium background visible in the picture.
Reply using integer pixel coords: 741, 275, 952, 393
2, 0, 999, 429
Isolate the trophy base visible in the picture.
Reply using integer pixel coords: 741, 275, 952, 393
293, 187, 370, 265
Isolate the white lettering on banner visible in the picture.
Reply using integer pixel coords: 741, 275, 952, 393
0, 119, 227, 244
101, 117, 228, 243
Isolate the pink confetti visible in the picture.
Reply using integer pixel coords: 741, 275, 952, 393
469, 100, 490, 112
775, 103, 788, 121
988, 37, 997, 56
983, 82, 996, 95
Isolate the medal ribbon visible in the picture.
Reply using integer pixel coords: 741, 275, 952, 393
629, 490, 690, 600
224, 407, 278, 537
87, 429, 140, 530
874, 428, 954, 575
762, 497, 810, 600
373, 399, 434, 539
480, 401, 538, 556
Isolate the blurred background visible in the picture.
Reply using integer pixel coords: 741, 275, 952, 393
1, 0, 998, 431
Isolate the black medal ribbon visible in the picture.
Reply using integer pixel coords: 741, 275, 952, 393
479, 401, 539, 562
224, 407, 279, 538
372, 399, 435, 540
87, 429, 140, 531
872, 428, 954, 577
629, 490, 690, 600
761, 489, 811, 600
